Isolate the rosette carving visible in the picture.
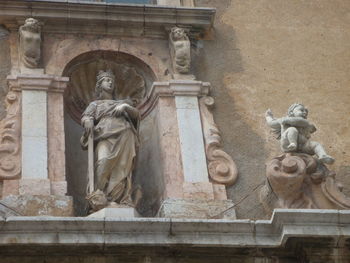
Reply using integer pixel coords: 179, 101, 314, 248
0, 91, 21, 180
199, 96, 238, 186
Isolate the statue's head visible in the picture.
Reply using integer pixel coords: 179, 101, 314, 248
21, 18, 41, 32
287, 103, 308, 118
171, 27, 187, 40
95, 70, 116, 99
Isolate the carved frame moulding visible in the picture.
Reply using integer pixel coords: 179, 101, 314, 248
0, 91, 21, 181
199, 96, 238, 186
0, 0, 215, 39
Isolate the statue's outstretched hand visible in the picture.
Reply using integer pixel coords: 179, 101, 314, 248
265, 109, 273, 118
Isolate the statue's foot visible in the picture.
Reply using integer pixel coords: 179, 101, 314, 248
287, 143, 297, 151
319, 155, 335, 164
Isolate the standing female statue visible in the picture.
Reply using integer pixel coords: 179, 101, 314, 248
80, 70, 140, 212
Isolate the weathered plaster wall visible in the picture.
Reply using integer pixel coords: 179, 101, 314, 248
0, 26, 11, 120
194, 0, 350, 219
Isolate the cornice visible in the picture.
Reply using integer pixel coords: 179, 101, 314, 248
139, 80, 210, 118
0, 0, 216, 39
0, 209, 349, 248
7, 74, 69, 93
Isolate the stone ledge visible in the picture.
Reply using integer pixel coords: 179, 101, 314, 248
0, 0, 215, 38
0, 209, 349, 248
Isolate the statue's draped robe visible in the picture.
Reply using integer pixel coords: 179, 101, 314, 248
81, 100, 139, 205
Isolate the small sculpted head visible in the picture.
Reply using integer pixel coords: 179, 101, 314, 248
287, 103, 308, 119
171, 27, 187, 40
22, 18, 41, 32
95, 70, 116, 99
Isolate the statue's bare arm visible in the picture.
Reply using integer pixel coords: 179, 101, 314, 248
282, 117, 310, 127
113, 103, 139, 119
265, 109, 280, 129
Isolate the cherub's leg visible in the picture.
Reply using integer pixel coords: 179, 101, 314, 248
283, 127, 298, 151
309, 141, 335, 164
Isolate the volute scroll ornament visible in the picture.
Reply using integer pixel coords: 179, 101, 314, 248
199, 96, 238, 186
0, 91, 21, 180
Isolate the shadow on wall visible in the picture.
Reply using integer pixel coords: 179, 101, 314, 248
0, 26, 11, 121
194, 0, 269, 219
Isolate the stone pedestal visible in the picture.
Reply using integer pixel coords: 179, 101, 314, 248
0, 73, 73, 216
158, 199, 236, 219
88, 207, 140, 219
137, 80, 237, 219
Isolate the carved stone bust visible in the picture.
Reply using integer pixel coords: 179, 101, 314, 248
169, 27, 191, 74
19, 18, 41, 69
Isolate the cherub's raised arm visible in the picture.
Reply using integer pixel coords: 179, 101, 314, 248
282, 117, 310, 127
265, 109, 280, 129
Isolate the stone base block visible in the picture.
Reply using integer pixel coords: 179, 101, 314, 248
0, 195, 74, 216
2, 180, 19, 197
20, 67, 45, 74
173, 73, 195, 80
183, 182, 214, 200
157, 198, 236, 219
19, 179, 51, 195
88, 207, 140, 219
51, 181, 67, 195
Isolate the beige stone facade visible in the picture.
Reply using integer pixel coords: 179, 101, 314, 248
0, 0, 350, 262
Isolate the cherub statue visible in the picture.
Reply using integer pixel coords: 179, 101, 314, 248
19, 18, 41, 68
169, 27, 191, 74
265, 103, 334, 164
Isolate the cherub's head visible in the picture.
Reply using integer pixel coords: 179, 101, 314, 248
21, 18, 41, 32
95, 70, 116, 99
287, 103, 308, 119
171, 27, 187, 40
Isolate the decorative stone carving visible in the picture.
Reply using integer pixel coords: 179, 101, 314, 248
169, 27, 191, 74
80, 70, 140, 213
260, 153, 350, 215
261, 104, 349, 215
0, 91, 21, 180
19, 18, 41, 69
199, 96, 238, 185
265, 103, 334, 164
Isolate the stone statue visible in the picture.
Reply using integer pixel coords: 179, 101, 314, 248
19, 18, 41, 69
260, 104, 350, 214
169, 27, 191, 74
80, 70, 140, 212
265, 103, 334, 164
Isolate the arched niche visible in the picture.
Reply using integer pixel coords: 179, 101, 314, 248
62, 50, 158, 215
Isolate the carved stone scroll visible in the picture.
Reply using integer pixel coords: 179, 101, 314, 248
0, 91, 21, 180
199, 96, 238, 186
260, 153, 350, 215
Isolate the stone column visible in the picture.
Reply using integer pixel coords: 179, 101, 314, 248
139, 80, 236, 219
1, 74, 73, 216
